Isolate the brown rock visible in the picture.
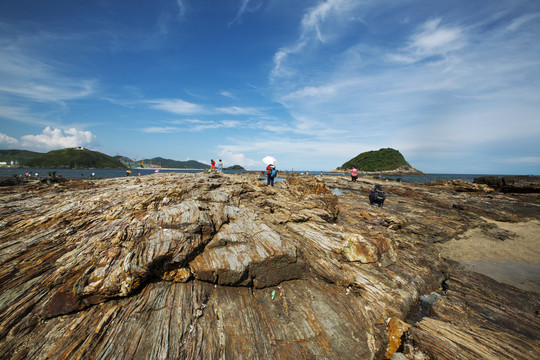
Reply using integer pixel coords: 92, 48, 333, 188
0, 173, 538, 359
342, 233, 396, 267
385, 316, 411, 359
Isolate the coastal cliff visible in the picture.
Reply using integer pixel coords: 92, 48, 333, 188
0, 173, 538, 359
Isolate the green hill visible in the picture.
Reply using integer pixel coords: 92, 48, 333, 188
224, 165, 246, 171
140, 157, 210, 169
0, 149, 42, 163
23, 148, 126, 169
338, 148, 411, 172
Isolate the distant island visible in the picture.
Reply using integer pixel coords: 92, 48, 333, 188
224, 165, 246, 171
337, 148, 423, 174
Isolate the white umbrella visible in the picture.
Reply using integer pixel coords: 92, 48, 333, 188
262, 156, 276, 165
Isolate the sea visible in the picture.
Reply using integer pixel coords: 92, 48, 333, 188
0, 167, 529, 183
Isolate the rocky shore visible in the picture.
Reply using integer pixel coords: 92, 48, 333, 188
0, 173, 538, 359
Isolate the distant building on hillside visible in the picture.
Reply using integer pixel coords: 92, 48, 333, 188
0, 160, 18, 167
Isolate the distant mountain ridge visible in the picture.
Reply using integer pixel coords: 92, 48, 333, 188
142, 157, 210, 169
0, 150, 241, 170
0, 150, 42, 163
23, 148, 125, 169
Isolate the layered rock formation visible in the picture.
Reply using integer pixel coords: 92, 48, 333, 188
0, 173, 538, 359
474, 175, 540, 193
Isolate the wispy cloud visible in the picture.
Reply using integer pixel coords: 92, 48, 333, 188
506, 13, 540, 32
216, 106, 260, 115
0, 47, 96, 103
271, 0, 358, 80
142, 119, 242, 133
0, 105, 53, 126
228, 0, 262, 26
265, 0, 540, 171
157, 0, 188, 34
388, 18, 464, 63
141, 126, 179, 134
220, 90, 236, 99
146, 99, 207, 115
187, 120, 241, 132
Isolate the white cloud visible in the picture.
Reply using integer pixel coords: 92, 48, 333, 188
146, 99, 206, 115
506, 13, 540, 32
176, 0, 187, 19
0, 133, 19, 147
220, 91, 236, 99
218, 150, 259, 167
216, 106, 260, 115
163, 119, 242, 132
189, 120, 241, 132
142, 126, 179, 133
157, 0, 188, 34
19, 127, 96, 151
413, 19, 462, 51
0, 47, 96, 103
389, 18, 464, 64
229, 0, 262, 26
0, 105, 51, 126
270, 0, 358, 80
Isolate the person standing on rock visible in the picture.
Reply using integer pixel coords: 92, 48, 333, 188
217, 159, 223, 173
348, 166, 358, 182
210, 159, 216, 172
266, 163, 275, 186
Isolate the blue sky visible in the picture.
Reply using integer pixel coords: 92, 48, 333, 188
1, 0, 539, 174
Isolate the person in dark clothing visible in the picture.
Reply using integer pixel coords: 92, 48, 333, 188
369, 184, 386, 206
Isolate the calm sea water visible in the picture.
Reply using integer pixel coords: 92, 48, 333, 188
0, 167, 524, 183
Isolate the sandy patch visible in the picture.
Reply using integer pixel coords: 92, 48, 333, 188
437, 219, 540, 293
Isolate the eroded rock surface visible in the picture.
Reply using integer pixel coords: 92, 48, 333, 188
0, 173, 538, 359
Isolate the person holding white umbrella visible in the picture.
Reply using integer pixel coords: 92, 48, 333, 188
263, 156, 277, 187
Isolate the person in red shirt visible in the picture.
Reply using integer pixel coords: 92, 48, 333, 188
210, 159, 216, 171
266, 164, 274, 186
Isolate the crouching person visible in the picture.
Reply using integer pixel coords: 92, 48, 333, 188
369, 184, 386, 207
